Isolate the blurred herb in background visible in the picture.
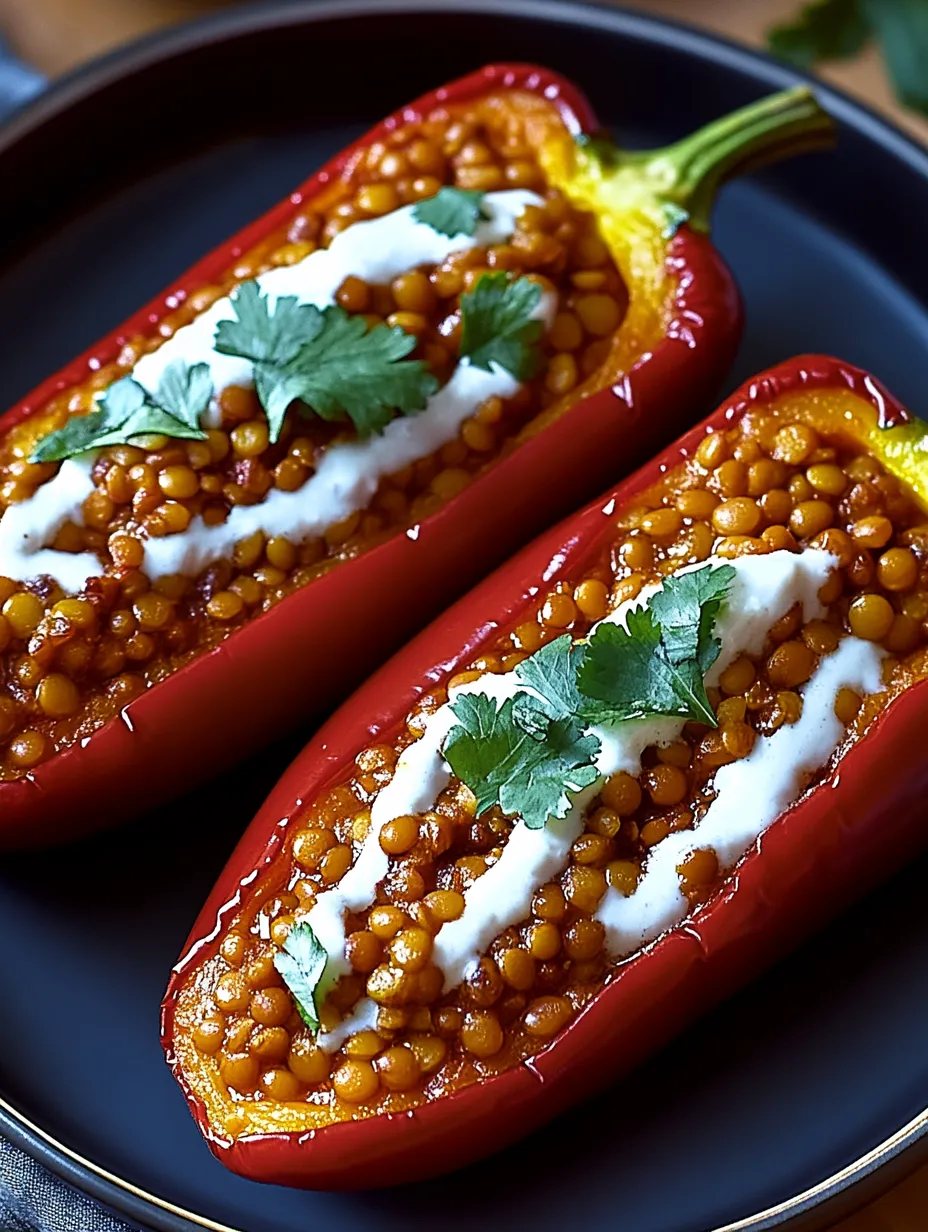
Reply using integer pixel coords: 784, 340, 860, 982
769, 0, 928, 116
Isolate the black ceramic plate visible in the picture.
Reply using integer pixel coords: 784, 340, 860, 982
2, 3, 928, 1230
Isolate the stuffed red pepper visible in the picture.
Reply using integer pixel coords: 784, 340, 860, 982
163, 355, 928, 1189
0, 64, 832, 846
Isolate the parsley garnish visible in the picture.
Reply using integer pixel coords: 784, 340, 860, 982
31, 361, 211, 463
443, 691, 601, 830
576, 565, 735, 727
441, 562, 735, 829
214, 281, 437, 443
273, 920, 328, 1036
459, 272, 545, 381
412, 187, 490, 237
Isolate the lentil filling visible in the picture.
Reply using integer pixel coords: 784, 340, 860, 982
173, 390, 928, 1135
0, 91, 630, 779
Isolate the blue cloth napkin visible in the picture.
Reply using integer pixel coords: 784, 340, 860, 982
0, 40, 142, 1232
0, 34, 43, 117
0, 1139, 138, 1232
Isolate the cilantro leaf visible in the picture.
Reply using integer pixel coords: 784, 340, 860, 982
285, 305, 437, 434
864, 0, 928, 116
443, 691, 600, 830
502, 713, 600, 830
577, 607, 714, 726
273, 920, 328, 1036
90, 405, 205, 448
215, 281, 320, 367
151, 359, 215, 431
442, 692, 507, 818
513, 633, 619, 727
768, 0, 928, 119
253, 364, 310, 445
94, 377, 147, 425
459, 272, 545, 381
649, 565, 735, 675
576, 564, 735, 727
413, 187, 489, 237
768, 0, 870, 68
215, 282, 438, 442
31, 379, 144, 462
514, 634, 587, 722
31, 362, 210, 463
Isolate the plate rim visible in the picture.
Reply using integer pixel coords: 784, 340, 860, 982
3, 1, 928, 1228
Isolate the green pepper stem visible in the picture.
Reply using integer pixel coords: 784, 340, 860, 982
633, 87, 835, 233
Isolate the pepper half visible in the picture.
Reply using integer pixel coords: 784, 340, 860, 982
162, 355, 928, 1189
0, 64, 833, 846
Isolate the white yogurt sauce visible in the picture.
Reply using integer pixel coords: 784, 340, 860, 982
317, 999, 381, 1054
0, 191, 545, 591
0, 457, 101, 592
310, 548, 872, 1050
142, 361, 528, 580
595, 634, 885, 956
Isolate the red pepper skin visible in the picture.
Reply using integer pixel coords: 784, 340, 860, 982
0, 64, 741, 849
161, 355, 928, 1189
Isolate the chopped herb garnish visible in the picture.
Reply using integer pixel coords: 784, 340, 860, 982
214, 281, 438, 443
459, 272, 545, 381
273, 920, 328, 1036
443, 691, 600, 830
441, 562, 735, 829
576, 565, 735, 727
412, 186, 490, 237
31, 361, 211, 463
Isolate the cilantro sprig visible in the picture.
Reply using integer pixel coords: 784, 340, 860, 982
273, 920, 328, 1037
510, 564, 735, 729
31, 361, 210, 463
413, 187, 489, 237
441, 563, 735, 830
576, 566, 734, 728
459, 272, 545, 382
214, 281, 437, 443
443, 692, 600, 830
